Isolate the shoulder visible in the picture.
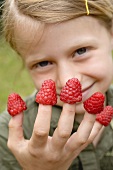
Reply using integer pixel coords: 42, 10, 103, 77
106, 85, 113, 107
106, 86, 113, 128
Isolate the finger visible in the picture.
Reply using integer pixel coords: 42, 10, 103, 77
51, 103, 76, 151
8, 112, 24, 150
30, 104, 52, 148
76, 112, 96, 140
87, 121, 103, 145
78, 121, 103, 151
66, 112, 96, 151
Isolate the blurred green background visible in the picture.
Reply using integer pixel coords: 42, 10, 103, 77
0, 37, 34, 113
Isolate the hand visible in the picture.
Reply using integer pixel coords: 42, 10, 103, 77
8, 103, 102, 170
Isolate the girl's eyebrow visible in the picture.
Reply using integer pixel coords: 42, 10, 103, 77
25, 36, 98, 65
25, 55, 47, 65
71, 37, 98, 47
65, 37, 98, 54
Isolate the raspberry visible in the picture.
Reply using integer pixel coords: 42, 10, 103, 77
60, 78, 82, 104
7, 93, 27, 116
83, 92, 105, 114
96, 106, 113, 126
35, 79, 57, 105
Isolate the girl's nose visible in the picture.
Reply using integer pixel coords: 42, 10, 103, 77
56, 64, 81, 89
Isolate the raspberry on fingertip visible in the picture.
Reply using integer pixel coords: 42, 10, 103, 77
35, 79, 57, 105
7, 93, 27, 116
83, 92, 105, 114
96, 106, 113, 126
60, 78, 82, 104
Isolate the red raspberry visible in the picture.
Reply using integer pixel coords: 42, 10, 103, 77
7, 93, 27, 116
35, 79, 57, 105
60, 78, 82, 104
96, 106, 113, 126
83, 92, 105, 114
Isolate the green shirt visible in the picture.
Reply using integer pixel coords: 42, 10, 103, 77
0, 87, 113, 170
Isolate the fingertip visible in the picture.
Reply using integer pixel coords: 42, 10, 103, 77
8, 112, 24, 146
9, 112, 24, 127
84, 111, 96, 121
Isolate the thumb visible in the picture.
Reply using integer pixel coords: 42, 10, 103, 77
8, 112, 24, 151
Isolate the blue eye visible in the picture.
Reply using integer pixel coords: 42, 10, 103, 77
76, 47, 86, 55
37, 61, 52, 67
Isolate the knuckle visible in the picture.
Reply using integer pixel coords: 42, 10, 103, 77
47, 153, 60, 163
66, 107, 75, 114
67, 109, 75, 114
7, 139, 20, 153
33, 129, 48, 138
77, 136, 87, 145
7, 140, 14, 151
8, 120, 21, 131
84, 116, 95, 126
8, 121, 14, 129
62, 104, 75, 115
87, 119, 95, 126
95, 125, 102, 133
66, 144, 74, 152
79, 138, 87, 145
59, 130, 70, 139
28, 142, 42, 158
28, 145, 37, 157
87, 137, 93, 144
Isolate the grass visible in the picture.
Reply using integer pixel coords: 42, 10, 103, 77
0, 37, 34, 113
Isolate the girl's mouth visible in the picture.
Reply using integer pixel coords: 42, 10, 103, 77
82, 82, 95, 101
56, 82, 95, 103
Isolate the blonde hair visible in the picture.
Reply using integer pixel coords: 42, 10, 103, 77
2, 0, 113, 53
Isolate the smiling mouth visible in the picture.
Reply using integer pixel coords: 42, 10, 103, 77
82, 82, 95, 92
82, 82, 95, 101
57, 94, 60, 97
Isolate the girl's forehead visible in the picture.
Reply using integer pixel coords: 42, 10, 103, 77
14, 15, 109, 56
15, 16, 95, 39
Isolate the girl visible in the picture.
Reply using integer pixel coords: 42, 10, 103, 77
0, 0, 113, 169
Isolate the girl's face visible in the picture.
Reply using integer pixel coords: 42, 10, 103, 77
21, 16, 113, 114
